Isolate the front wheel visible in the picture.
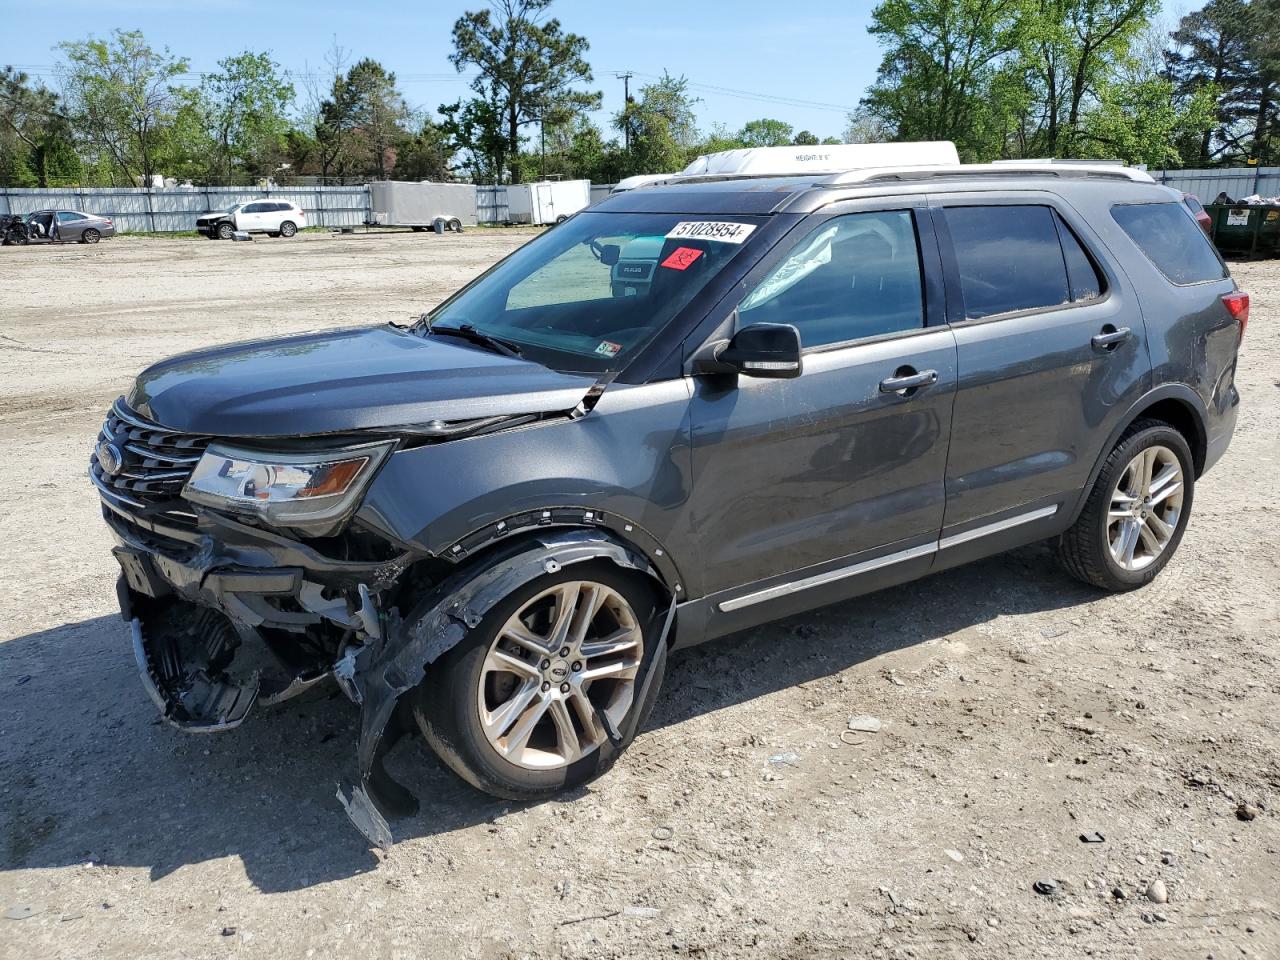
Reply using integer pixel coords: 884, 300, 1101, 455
412, 561, 665, 799
279, 220, 297, 238
216, 221, 235, 240
1056, 419, 1195, 591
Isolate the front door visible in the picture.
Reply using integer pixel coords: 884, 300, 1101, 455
932, 196, 1151, 541
689, 204, 957, 623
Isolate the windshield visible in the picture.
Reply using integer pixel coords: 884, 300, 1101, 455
425, 211, 766, 372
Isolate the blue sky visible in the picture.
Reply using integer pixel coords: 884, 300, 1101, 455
1, 0, 885, 141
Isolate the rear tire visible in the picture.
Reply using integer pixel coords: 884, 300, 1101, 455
279, 221, 297, 238
1056, 419, 1195, 591
447, 217, 463, 232
411, 560, 665, 800
81, 228, 101, 244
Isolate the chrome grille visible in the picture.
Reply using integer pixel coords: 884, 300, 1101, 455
92, 398, 210, 514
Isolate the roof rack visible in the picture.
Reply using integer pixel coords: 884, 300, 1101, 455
821, 162, 1155, 187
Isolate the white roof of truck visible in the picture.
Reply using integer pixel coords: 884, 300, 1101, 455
680, 141, 961, 177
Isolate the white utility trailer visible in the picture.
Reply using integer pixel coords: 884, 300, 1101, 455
505, 179, 591, 225
367, 181, 477, 232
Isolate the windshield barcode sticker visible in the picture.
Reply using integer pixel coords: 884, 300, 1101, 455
665, 221, 757, 244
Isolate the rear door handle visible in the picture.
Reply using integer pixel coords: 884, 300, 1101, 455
1091, 326, 1132, 351
879, 369, 938, 394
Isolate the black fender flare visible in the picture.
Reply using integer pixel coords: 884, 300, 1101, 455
437, 506, 688, 600
337, 528, 678, 849
1066, 383, 1209, 526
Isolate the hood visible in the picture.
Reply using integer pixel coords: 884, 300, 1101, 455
129, 325, 598, 437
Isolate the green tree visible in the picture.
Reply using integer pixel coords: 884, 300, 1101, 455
200, 51, 294, 180
347, 59, 409, 179
738, 117, 794, 147
1167, 0, 1280, 164
395, 118, 455, 181
58, 29, 190, 184
792, 129, 821, 145
1019, 0, 1158, 157
439, 95, 508, 181
0, 66, 65, 185
449, 0, 600, 182
862, 0, 1027, 159
617, 73, 701, 176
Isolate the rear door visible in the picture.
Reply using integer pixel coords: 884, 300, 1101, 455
689, 200, 957, 625
56, 211, 86, 240
932, 193, 1151, 550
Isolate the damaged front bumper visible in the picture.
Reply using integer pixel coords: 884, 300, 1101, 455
104, 496, 675, 851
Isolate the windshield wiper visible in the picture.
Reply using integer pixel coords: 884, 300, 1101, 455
426, 321, 523, 358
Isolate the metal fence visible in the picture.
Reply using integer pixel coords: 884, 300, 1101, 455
0, 184, 371, 233
475, 185, 510, 225
1151, 167, 1280, 203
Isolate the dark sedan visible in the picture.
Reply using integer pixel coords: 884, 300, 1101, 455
25, 209, 117, 244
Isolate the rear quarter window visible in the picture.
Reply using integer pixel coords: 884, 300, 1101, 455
1111, 202, 1226, 285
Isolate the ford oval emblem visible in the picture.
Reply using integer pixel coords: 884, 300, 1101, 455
96, 441, 124, 477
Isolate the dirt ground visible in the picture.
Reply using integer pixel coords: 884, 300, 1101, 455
1, 230, 1277, 960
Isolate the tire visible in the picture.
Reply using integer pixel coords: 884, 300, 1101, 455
412, 560, 666, 800
555, 214, 568, 224
216, 221, 235, 240
81, 228, 101, 244
279, 221, 297, 238
447, 217, 463, 233
1056, 418, 1196, 591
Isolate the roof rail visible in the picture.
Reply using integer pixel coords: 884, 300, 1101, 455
822, 162, 1155, 187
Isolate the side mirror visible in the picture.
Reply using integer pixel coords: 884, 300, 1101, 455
599, 243, 620, 266
695, 322, 802, 379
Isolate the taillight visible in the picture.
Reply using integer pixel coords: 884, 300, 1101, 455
1222, 291, 1249, 342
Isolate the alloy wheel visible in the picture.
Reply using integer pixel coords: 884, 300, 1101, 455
477, 580, 643, 770
1107, 445, 1184, 571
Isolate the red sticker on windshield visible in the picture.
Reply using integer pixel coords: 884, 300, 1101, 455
660, 246, 703, 271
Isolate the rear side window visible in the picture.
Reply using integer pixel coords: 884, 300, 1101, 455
944, 205, 1070, 319
1111, 202, 1226, 285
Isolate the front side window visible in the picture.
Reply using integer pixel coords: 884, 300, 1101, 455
428, 211, 766, 372
1111, 201, 1227, 285
738, 210, 924, 348
945, 205, 1071, 319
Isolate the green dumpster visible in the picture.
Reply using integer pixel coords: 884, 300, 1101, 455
1206, 203, 1280, 258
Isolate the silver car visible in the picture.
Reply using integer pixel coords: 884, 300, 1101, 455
25, 209, 117, 244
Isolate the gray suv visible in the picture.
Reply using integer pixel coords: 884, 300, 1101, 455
91, 162, 1245, 846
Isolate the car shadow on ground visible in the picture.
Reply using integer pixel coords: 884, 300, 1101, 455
0, 541, 1096, 893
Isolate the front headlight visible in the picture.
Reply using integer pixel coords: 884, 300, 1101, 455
181, 440, 395, 534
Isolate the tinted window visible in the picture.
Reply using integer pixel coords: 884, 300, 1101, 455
57, 211, 86, 222
739, 210, 924, 348
1055, 214, 1104, 302
242, 202, 266, 213
273, 202, 291, 212
1111, 202, 1226, 285
945, 205, 1069, 319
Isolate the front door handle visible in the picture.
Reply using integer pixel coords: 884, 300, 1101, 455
1091, 326, 1132, 351
879, 368, 939, 395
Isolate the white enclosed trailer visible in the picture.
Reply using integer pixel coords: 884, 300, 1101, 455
505, 180, 591, 225
367, 181, 477, 231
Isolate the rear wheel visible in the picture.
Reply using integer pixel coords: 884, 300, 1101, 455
216, 221, 235, 240
81, 228, 101, 244
1056, 419, 1195, 591
279, 221, 297, 238
447, 217, 463, 232
412, 561, 665, 799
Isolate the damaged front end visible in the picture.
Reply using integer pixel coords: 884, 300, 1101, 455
92, 391, 673, 850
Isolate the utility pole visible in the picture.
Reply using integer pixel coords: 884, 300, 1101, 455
615, 71, 634, 150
